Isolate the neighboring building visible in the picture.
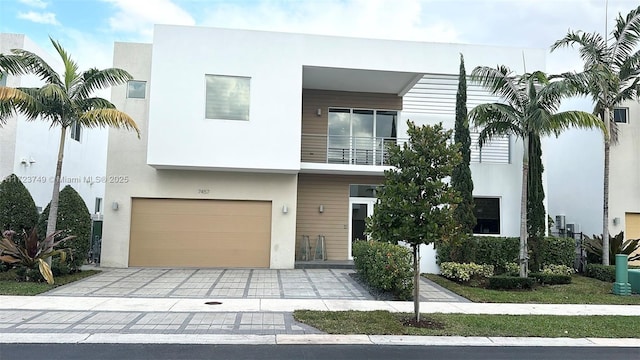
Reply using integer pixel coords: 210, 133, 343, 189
608, 104, 640, 265
101, 25, 546, 271
0, 33, 108, 220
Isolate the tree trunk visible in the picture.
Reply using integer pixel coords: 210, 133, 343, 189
45, 126, 67, 261
519, 135, 529, 278
602, 108, 611, 265
413, 245, 420, 322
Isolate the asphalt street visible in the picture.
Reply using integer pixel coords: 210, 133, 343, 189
1, 344, 638, 360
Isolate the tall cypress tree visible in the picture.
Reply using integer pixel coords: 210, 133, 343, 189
451, 54, 476, 237
527, 134, 546, 271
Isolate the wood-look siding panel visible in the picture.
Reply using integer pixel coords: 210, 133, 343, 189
295, 174, 383, 260
301, 89, 402, 163
129, 198, 272, 268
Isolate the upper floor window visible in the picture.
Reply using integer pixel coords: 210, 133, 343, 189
70, 121, 81, 142
205, 74, 250, 121
95, 197, 103, 214
0, 72, 6, 86
613, 107, 628, 123
473, 197, 500, 235
127, 80, 146, 99
328, 108, 397, 165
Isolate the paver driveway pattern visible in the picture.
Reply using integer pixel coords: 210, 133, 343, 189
43, 269, 374, 300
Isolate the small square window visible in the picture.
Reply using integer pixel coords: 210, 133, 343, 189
127, 80, 146, 99
205, 74, 250, 121
473, 197, 500, 235
613, 108, 628, 123
70, 121, 81, 142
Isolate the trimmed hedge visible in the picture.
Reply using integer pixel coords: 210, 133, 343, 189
438, 236, 576, 273
0, 174, 39, 240
538, 237, 575, 268
530, 272, 572, 285
352, 240, 413, 300
487, 275, 535, 290
37, 185, 91, 272
585, 264, 616, 282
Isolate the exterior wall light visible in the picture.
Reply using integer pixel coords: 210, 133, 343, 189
282, 205, 288, 214
319, 204, 324, 213
112, 201, 119, 211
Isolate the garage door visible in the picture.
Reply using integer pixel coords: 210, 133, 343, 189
129, 198, 272, 268
626, 213, 640, 266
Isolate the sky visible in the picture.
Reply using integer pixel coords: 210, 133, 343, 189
1, 0, 640, 74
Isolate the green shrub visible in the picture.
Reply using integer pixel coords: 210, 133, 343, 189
0, 174, 39, 243
530, 272, 572, 285
502, 262, 520, 276
585, 264, 616, 282
583, 231, 640, 265
38, 185, 91, 271
541, 264, 574, 276
537, 237, 575, 270
438, 236, 519, 274
440, 262, 494, 286
352, 240, 413, 300
487, 275, 535, 290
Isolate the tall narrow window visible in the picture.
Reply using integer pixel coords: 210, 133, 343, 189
70, 121, 81, 142
613, 108, 628, 123
0, 72, 6, 86
95, 197, 103, 214
473, 197, 500, 234
127, 80, 146, 99
205, 74, 250, 121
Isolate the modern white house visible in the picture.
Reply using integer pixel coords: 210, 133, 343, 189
608, 104, 640, 265
100, 25, 546, 271
0, 33, 108, 220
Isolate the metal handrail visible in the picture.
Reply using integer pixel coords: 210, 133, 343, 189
301, 133, 407, 166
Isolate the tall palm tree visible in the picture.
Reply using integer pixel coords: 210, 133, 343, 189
551, 5, 640, 265
470, 67, 604, 277
0, 37, 139, 249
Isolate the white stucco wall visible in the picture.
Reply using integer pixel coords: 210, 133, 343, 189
146, 25, 545, 173
0, 33, 107, 214
609, 101, 640, 237
102, 42, 298, 268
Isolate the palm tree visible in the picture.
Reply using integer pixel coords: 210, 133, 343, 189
0, 37, 140, 250
470, 67, 604, 277
551, 5, 640, 265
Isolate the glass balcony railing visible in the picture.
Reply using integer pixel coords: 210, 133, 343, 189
301, 134, 406, 166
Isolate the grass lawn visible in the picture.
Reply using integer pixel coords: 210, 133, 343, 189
0, 269, 100, 296
423, 274, 640, 305
294, 310, 640, 338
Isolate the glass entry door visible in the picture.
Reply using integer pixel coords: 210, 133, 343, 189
348, 198, 376, 259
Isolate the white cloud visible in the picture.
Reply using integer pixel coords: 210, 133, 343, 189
18, 11, 60, 25
102, 0, 195, 40
18, 0, 48, 9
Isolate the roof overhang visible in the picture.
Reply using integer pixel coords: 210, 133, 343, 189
302, 66, 423, 96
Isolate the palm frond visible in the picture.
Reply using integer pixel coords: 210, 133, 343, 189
611, 5, 640, 66
0, 49, 62, 86
40, 83, 70, 104
469, 102, 522, 145
471, 65, 525, 110
72, 68, 132, 100
49, 37, 80, 90
477, 121, 521, 148
551, 30, 608, 68
78, 108, 140, 137
547, 110, 606, 136
76, 97, 116, 112
0, 86, 42, 123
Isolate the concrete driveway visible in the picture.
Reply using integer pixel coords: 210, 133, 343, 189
44, 268, 374, 300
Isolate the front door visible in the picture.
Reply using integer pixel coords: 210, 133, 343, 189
348, 197, 376, 259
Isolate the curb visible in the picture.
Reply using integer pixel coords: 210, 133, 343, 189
1, 333, 639, 347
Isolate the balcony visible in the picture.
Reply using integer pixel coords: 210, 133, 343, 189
301, 134, 406, 166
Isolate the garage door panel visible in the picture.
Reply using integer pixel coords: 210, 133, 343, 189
626, 213, 640, 266
129, 199, 271, 268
